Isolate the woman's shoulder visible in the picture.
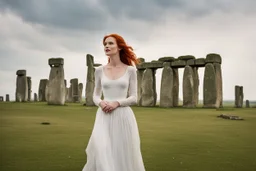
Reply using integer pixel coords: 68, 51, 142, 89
126, 64, 136, 69
126, 65, 137, 75
95, 65, 103, 74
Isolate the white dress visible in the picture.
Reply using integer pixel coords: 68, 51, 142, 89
82, 65, 146, 171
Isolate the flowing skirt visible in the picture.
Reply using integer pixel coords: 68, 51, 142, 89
82, 106, 145, 171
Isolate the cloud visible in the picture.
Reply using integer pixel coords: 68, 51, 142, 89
0, 0, 255, 101
0, 0, 108, 31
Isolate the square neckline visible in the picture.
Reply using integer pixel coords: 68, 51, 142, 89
102, 65, 129, 81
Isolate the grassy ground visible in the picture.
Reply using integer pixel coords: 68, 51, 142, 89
0, 102, 255, 171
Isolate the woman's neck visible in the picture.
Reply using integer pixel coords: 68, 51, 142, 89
108, 54, 123, 67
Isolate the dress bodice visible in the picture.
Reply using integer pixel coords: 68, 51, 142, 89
92, 65, 137, 107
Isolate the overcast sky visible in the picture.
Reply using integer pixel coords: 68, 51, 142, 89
0, 0, 255, 101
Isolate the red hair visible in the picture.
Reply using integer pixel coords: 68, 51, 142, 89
103, 34, 141, 66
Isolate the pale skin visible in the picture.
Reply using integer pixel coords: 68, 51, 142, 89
100, 36, 129, 113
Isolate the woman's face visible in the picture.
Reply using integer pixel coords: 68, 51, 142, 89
104, 37, 120, 56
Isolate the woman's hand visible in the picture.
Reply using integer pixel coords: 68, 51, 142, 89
99, 101, 109, 110
102, 101, 120, 113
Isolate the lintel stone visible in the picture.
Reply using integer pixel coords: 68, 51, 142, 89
93, 63, 102, 67
206, 53, 222, 64
178, 55, 195, 61
158, 57, 176, 62
171, 60, 186, 68
187, 59, 195, 66
136, 62, 163, 69
138, 58, 145, 63
195, 58, 206, 67
16, 70, 26, 76
49, 58, 64, 66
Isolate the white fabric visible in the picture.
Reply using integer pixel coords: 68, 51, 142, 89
82, 65, 146, 171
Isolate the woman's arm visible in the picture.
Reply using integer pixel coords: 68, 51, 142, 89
93, 67, 103, 106
117, 67, 137, 107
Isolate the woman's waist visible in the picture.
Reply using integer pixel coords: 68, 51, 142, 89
103, 97, 127, 102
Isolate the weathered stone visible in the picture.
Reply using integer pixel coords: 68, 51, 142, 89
206, 53, 222, 64
136, 62, 163, 69
78, 83, 83, 102
65, 87, 69, 102
141, 68, 157, 106
67, 86, 72, 102
183, 65, 195, 107
34, 93, 38, 102
187, 59, 195, 66
246, 100, 250, 108
6, 94, 10, 102
171, 60, 186, 68
16, 70, 26, 76
16, 70, 28, 102
0, 96, 3, 102
235, 86, 243, 108
27, 77, 32, 101
195, 58, 206, 67
151, 60, 160, 63
158, 57, 175, 62
214, 63, 223, 108
46, 58, 66, 105
71, 78, 79, 102
193, 67, 199, 106
153, 69, 157, 106
48, 58, 64, 67
38, 79, 48, 101
137, 69, 145, 106
86, 54, 96, 106
173, 68, 179, 107
64, 80, 67, 87
178, 55, 195, 61
86, 54, 94, 67
203, 63, 216, 108
160, 62, 173, 107
138, 58, 145, 63
93, 63, 102, 67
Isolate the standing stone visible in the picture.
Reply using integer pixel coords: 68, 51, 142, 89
193, 67, 199, 106
235, 86, 243, 108
0, 96, 3, 102
137, 69, 145, 106
15, 70, 28, 102
136, 57, 146, 106
78, 83, 83, 102
64, 80, 67, 87
65, 87, 69, 102
203, 63, 216, 108
214, 63, 223, 108
64, 79, 69, 102
45, 58, 65, 105
141, 68, 157, 106
6, 94, 10, 102
173, 68, 179, 107
34, 93, 38, 102
85, 54, 96, 106
183, 65, 195, 107
67, 85, 72, 102
205, 53, 222, 64
38, 79, 48, 101
71, 78, 79, 102
27, 77, 32, 101
160, 62, 174, 107
246, 100, 250, 108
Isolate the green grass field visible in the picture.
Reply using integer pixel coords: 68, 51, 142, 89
0, 102, 255, 171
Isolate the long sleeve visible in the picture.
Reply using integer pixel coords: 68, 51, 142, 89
117, 67, 138, 107
93, 67, 102, 106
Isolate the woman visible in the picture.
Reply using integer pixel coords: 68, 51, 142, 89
82, 34, 146, 171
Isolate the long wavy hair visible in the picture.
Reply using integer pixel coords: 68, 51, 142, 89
103, 34, 141, 66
